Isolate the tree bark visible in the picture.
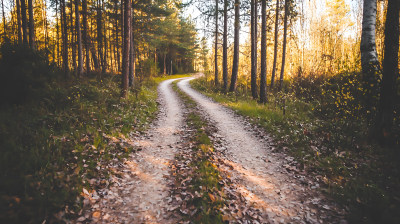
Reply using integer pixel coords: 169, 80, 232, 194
115, 0, 120, 72
28, 0, 34, 49
2, 0, 6, 40
163, 53, 166, 75
271, 0, 279, 89
214, 0, 219, 86
229, 0, 240, 92
129, 0, 134, 86
251, 0, 258, 98
376, 0, 399, 144
75, 0, 83, 76
97, 0, 104, 73
361, 0, 380, 115
61, 0, 68, 77
56, 0, 59, 66
121, 0, 131, 97
70, 0, 77, 75
82, 0, 90, 73
259, 0, 267, 103
222, 0, 228, 91
20, 0, 28, 46
278, 0, 289, 92
16, 0, 22, 45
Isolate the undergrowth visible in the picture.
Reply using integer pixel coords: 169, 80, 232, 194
172, 81, 225, 223
191, 76, 400, 224
0, 46, 188, 224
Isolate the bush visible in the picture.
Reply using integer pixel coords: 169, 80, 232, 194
0, 43, 58, 106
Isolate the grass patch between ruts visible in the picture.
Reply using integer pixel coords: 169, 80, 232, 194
172, 81, 225, 224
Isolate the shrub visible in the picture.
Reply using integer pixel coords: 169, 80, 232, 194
0, 43, 57, 106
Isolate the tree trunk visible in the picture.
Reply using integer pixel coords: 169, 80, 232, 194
278, 0, 289, 92
163, 53, 166, 74
82, 0, 90, 73
16, 0, 22, 45
71, 0, 77, 75
259, 0, 267, 103
376, 0, 399, 144
97, 0, 104, 73
20, 0, 28, 46
61, 0, 68, 77
222, 0, 228, 91
43, 0, 48, 49
56, 0, 59, 66
115, 0, 120, 72
28, 0, 34, 49
214, 0, 219, 86
129, 0, 134, 86
361, 0, 380, 115
2, 0, 6, 40
121, 0, 131, 97
75, 0, 83, 76
251, 0, 258, 99
229, 0, 240, 92
271, 0, 279, 89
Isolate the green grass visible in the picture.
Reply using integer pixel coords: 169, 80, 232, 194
0, 73, 190, 223
172, 81, 225, 224
191, 76, 400, 224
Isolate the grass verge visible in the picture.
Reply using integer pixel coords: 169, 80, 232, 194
171, 81, 225, 223
191, 76, 400, 224
0, 73, 190, 223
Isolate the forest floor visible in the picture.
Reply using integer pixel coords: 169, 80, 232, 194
78, 74, 347, 223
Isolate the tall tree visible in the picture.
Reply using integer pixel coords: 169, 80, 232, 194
97, 0, 104, 73
214, 0, 219, 86
82, 0, 90, 73
376, 0, 399, 144
75, 0, 83, 76
270, 0, 279, 89
229, 0, 240, 92
16, 0, 22, 44
1, 0, 5, 40
278, 0, 289, 91
20, 0, 28, 46
28, 0, 34, 49
128, 0, 134, 86
61, 0, 68, 77
259, 0, 267, 103
121, 0, 131, 97
70, 0, 77, 75
250, 0, 258, 98
222, 0, 228, 91
361, 0, 380, 115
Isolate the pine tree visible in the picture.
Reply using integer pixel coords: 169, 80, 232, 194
229, 0, 240, 92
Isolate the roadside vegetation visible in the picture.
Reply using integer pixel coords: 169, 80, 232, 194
192, 74, 400, 224
0, 44, 188, 223
171, 81, 225, 223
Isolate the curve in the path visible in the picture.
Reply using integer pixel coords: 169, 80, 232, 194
178, 77, 342, 223
99, 78, 183, 223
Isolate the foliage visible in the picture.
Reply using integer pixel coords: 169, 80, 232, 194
192, 75, 400, 223
0, 43, 58, 105
0, 46, 187, 222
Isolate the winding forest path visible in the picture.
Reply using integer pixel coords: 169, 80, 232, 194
83, 76, 345, 224
88, 78, 184, 223
177, 76, 345, 223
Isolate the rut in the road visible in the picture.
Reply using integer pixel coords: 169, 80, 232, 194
178, 78, 345, 223
87, 79, 184, 223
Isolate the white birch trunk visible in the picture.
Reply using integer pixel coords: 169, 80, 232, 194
361, 0, 379, 73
